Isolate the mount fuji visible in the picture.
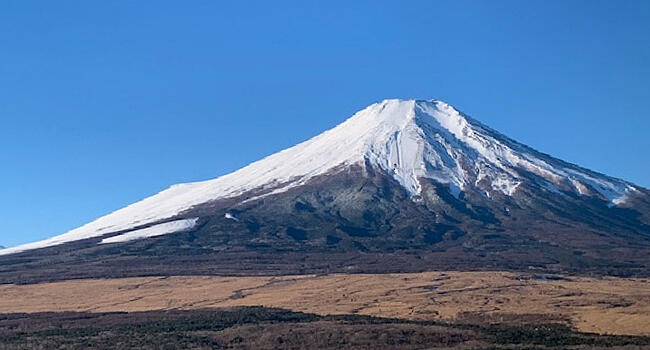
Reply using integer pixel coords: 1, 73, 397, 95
1, 99, 649, 282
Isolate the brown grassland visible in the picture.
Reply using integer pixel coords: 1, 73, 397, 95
1, 271, 648, 336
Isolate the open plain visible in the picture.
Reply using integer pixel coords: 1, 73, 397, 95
1, 271, 648, 336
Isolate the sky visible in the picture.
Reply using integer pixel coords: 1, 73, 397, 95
0, 0, 649, 247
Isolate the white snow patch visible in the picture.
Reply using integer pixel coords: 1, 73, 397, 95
612, 186, 637, 206
491, 176, 521, 196
225, 213, 239, 221
100, 218, 198, 244
571, 179, 590, 195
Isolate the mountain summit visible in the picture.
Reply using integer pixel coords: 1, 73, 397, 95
1, 99, 649, 281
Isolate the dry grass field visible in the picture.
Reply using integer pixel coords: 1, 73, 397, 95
1, 271, 648, 336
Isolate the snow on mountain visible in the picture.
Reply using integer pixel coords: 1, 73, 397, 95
0, 99, 637, 256
99, 218, 198, 244
225, 213, 239, 222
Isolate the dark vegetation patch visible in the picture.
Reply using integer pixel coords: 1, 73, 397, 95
455, 311, 571, 326
245, 221, 260, 234
285, 227, 307, 241
337, 225, 375, 237
294, 202, 316, 212
325, 235, 341, 245
352, 241, 368, 252
0, 307, 647, 349
424, 224, 458, 244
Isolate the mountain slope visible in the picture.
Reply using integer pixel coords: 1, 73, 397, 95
0, 99, 640, 255
1, 99, 648, 281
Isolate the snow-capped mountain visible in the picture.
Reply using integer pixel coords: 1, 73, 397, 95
1, 99, 648, 279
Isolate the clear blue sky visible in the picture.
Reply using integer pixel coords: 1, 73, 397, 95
1, 1, 649, 247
